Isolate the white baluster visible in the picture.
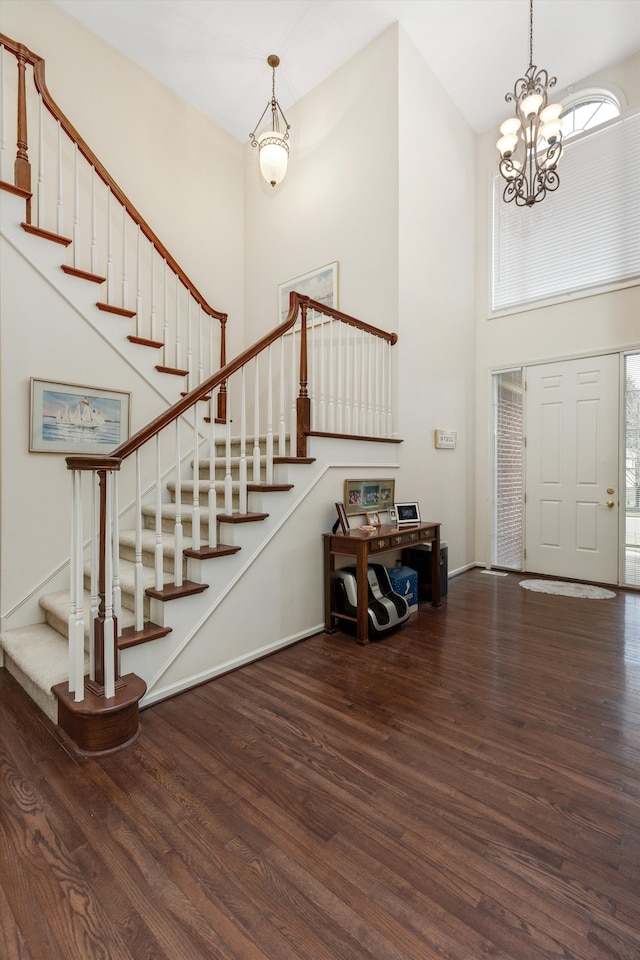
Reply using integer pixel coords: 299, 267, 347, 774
90, 167, 97, 275
253, 356, 261, 483
135, 225, 142, 338
328, 316, 335, 431
68, 470, 84, 700
290, 323, 297, 445
154, 435, 164, 591
174, 419, 183, 587
278, 337, 286, 458
187, 298, 193, 391
367, 334, 374, 435
163, 259, 169, 367
267, 344, 274, 484
106, 189, 113, 304
191, 415, 201, 552
90, 474, 99, 680
37, 96, 44, 228
121, 204, 128, 309
134, 450, 144, 631
111, 476, 122, 637
103, 471, 115, 699
345, 322, 352, 434
386, 339, 393, 437
224, 399, 233, 515
175, 276, 182, 370
0, 46, 6, 182
56, 120, 64, 235
198, 305, 204, 388
150, 253, 156, 342
319, 313, 326, 431
208, 396, 218, 548
73, 145, 79, 269
336, 319, 343, 433
239, 366, 247, 515
360, 329, 367, 433
309, 312, 316, 431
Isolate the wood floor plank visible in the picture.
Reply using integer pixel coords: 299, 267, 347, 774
1, 569, 639, 959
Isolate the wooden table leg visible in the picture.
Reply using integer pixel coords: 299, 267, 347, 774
432, 533, 442, 606
355, 541, 369, 644
323, 536, 336, 633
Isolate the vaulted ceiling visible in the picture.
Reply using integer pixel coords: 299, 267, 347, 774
53, 0, 640, 138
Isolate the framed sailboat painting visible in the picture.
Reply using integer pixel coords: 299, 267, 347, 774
30, 378, 131, 454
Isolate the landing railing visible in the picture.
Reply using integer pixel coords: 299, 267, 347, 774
65, 292, 398, 706
0, 34, 227, 392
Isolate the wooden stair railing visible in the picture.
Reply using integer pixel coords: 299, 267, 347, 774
59, 292, 397, 753
0, 33, 227, 397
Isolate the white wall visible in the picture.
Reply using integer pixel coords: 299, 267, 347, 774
243, 24, 477, 577
243, 26, 399, 341
397, 28, 477, 574
474, 53, 640, 566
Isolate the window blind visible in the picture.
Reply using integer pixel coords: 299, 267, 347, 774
492, 111, 640, 312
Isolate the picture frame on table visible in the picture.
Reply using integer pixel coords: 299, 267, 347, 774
30, 378, 130, 455
365, 511, 382, 527
334, 501, 349, 534
344, 478, 395, 516
394, 502, 421, 526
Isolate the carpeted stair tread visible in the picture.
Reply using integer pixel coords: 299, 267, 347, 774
119, 527, 194, 558
0, 622, 89, 722
40, 589, 136, 640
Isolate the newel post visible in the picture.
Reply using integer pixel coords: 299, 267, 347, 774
296, 297, 311, 458
14, 51, 32, 220
53, 455, 146, 756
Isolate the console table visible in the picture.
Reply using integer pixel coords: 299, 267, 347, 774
323, 522, 441, 645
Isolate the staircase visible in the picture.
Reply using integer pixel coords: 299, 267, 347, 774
0, 433, 306, 729
0, 30, 401, 754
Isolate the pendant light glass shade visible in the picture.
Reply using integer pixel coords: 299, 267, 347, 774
257, 130, 289, 187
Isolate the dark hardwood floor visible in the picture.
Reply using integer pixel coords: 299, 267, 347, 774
1, 568, 639, 960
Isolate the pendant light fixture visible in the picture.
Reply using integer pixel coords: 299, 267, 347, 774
496, 0, 563, 206
250, 54, 291, 187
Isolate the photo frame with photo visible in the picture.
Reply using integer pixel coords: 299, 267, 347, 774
394, 502, 421, 525
344, 478, 395, 516
334, 501, 349, 534
365, 511, 382, 527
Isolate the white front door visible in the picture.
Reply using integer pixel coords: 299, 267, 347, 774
525, 354, 619, 583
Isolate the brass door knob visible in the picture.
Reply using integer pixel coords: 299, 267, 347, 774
606, 500, 615, 508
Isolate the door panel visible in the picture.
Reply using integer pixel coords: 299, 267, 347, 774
525, 355, 619, 583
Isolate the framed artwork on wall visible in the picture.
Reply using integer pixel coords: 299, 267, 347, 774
30, 378, 131, 454
278, 261, 338, 323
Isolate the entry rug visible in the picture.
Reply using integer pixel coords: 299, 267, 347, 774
519, 579, 616, 600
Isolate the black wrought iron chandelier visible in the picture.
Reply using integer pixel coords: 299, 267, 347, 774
250, 54, 291, 188
496, 0, 563, 207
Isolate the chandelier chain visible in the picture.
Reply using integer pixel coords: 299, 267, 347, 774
529, 0, 534, 68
